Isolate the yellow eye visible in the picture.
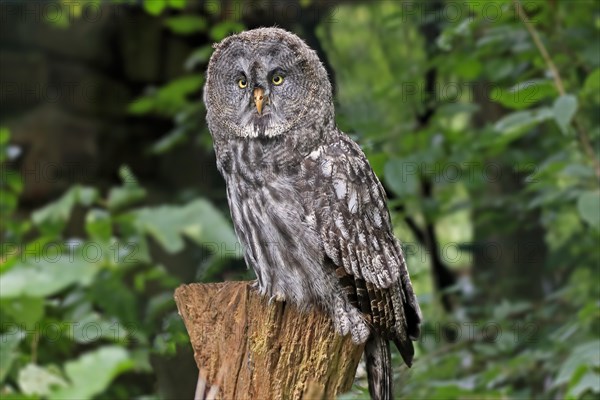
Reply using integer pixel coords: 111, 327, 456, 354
272, 75, 284, 85
238, 78, 248, 89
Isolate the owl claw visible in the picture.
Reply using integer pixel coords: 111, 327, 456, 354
268, 292, 286, 304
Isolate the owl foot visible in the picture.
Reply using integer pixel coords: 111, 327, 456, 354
268, 292, 286, 304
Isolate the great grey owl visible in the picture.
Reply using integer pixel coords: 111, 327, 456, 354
204, 27, 422, 400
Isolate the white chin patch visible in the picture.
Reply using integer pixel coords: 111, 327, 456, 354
238, 123, 286, 138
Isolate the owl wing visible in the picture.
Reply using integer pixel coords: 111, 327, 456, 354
304, 132, 421, 363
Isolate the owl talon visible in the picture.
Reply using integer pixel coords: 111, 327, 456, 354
268, 292, 286, 304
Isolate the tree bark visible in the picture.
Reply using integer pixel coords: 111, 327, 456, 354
174, 281, 364, 400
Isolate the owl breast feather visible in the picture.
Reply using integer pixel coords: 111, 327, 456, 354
219, 136, 340, 310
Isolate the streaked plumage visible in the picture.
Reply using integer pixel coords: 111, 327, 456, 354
204, 27, 422, 400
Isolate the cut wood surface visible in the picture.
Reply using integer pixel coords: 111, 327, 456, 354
174, 281, 365, 400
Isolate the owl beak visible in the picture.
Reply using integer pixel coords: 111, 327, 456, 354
253, 87, 265, 114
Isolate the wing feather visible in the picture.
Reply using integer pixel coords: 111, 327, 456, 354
303, 132, 422, 364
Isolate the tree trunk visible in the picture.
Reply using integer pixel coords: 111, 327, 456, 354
174, 281, 364, 400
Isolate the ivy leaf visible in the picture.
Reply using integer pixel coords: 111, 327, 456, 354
50, 346, 133, 400
553, 94, 578, 134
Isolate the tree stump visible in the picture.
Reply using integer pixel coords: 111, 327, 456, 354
174, 281, 365, 400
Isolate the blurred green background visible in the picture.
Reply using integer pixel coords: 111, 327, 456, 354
1, 0, 598, 399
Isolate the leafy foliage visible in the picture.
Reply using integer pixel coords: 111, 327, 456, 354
2, 0, 598, 399
319, 1, 599, 399
1, 156, 238, 397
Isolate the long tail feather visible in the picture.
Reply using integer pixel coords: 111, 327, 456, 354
365, 335, 392, 400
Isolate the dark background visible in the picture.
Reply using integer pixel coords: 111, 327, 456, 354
1, 1, 598, 399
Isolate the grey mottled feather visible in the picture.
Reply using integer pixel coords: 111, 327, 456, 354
204, 27, 422, 399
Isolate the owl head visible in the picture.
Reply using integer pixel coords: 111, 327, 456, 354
204, 28, 333, 140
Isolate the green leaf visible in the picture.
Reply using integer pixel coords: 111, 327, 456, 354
0, 297, 45, 328
209, 21, 245, 41
567, 370, 600, 398
5, 171, 23, 193
553, 94, 578, 134
85, 209, 112, 242
491, 80, 556, 110
384, 158, 419, 197
164, 15, 207, 35
32, 186, 99, 234
70, 314, 133, 344
50, 346, 133, 400
555, 340, 600, 386
128, 75, 204, 117
577, 190, 600, 228
583, 68, 600, 94
150, 127, 188, 154
78, 187, 98, 207
119, 165, 139, 186
18, 363, 67, 396
127, 96, 155, 115
0, 256, 102, 299
107, 186, 147, 212
132, 199, 239, 255
184, 45, 214, 71
581, 68, 600, 105
435, 103, 480, 118
0, 126, 9, 145
494, 107, 553, 137
143, 0, 166, 15
454, 58, 482, 80
0, 331, 24, 383
561, 164, 596, 179
31, 188, 77, 234
88, 273, 142, 333
167, 0, 186, 8
484, 59, 515, 81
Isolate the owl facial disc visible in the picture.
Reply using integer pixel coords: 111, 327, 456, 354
204, 27, 333, 139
